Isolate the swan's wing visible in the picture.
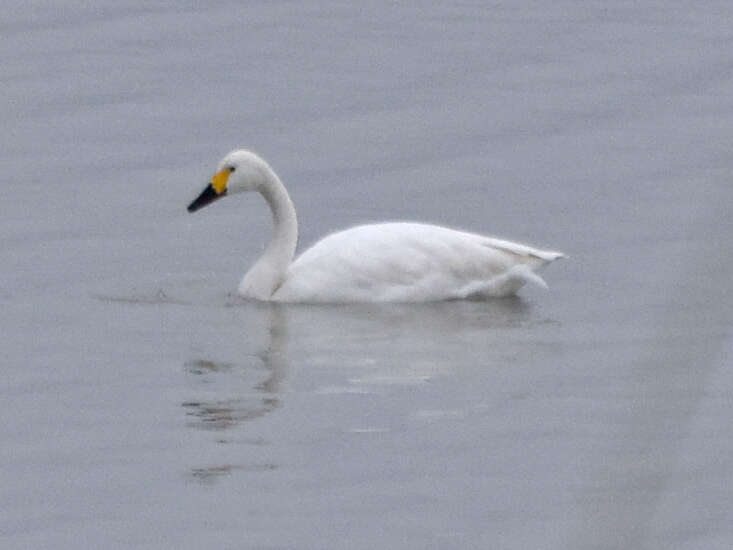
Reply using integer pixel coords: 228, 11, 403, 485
275, 223, 563, 302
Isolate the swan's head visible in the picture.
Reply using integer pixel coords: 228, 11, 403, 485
187, 149, 271, 213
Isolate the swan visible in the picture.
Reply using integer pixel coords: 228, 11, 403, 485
187, 149, 564, 303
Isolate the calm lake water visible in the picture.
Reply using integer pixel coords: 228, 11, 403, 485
2, 2, 732, 549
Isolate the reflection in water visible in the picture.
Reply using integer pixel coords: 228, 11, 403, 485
184, 297, 546, 481
184, 305, 287, 482
181, 357, 280, 431
284, 297, 543, 391
181, 393, 279, 431
190, 463, 277, 485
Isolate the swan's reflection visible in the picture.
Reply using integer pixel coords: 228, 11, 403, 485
189, 463, 277, 484
185, 297, 545, 482
280, 297, 539, 389
181, 359, 280, 431
184, 304, 287, 482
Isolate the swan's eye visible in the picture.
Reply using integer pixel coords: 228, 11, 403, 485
228, 166, 236, 173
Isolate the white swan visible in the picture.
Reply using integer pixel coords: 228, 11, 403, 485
187, 149, 564, 303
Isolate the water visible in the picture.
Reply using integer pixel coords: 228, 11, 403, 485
2, 2, 733, 549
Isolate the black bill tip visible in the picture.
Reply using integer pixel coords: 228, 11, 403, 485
187, 184, 226, 213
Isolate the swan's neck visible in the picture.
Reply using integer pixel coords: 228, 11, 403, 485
239, 169, 298, 299
261, 175, 298, 267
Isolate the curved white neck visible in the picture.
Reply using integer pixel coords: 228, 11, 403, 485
238, 168, 298, 299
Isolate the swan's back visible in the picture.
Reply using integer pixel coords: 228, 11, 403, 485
272, 223, 564, 303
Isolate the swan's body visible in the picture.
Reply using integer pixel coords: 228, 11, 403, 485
273, 223, 561, 302
188, 150, 564, 303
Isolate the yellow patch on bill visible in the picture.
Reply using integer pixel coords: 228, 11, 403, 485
211, 169, 230, 194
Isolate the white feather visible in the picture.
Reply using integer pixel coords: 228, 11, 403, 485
274, 223, 562, 302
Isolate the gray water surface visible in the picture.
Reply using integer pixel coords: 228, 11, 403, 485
2, 2, 733, 549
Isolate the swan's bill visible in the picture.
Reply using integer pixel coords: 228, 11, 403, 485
188, 168, 231, 212
187, 183, 226, 212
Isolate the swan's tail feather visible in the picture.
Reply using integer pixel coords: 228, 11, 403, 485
535, 250, 566, 262
482, 237, 566, 264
